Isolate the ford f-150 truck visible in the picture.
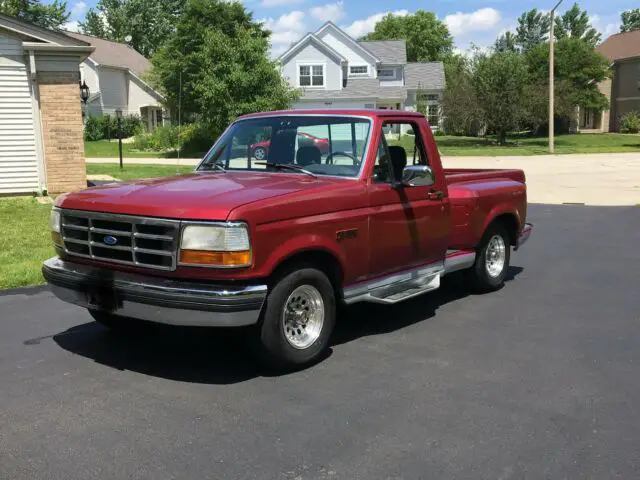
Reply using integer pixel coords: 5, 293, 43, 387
43, 109, 532, 368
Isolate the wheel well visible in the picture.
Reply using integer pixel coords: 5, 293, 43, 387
491, 214, 518, 246
271, 250, 344, 299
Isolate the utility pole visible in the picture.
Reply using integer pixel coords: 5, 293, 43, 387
549, 0, 563, 154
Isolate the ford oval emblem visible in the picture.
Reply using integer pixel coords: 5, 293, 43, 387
103, 235, 118, 246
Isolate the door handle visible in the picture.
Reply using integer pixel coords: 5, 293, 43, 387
427, 190, 444, 200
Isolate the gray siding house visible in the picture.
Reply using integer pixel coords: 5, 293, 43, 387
278, 22, 445, 130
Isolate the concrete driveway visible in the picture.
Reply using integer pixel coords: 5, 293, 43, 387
88, 152, 640, 206
1, 204, 639, 479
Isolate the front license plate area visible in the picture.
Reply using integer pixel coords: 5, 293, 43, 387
85, 288, 118, 312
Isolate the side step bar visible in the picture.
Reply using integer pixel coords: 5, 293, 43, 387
343, 251, 476, 305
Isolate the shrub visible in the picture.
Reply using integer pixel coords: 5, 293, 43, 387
433, 129, 445, 136
619, 111, 640, 134
84, 114, 143, 141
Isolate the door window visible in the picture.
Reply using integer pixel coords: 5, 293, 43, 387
373, 122, 429, 183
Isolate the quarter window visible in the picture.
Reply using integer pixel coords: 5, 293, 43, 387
299, 64, 324, 87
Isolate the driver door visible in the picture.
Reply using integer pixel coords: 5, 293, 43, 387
367, 120, 450, 278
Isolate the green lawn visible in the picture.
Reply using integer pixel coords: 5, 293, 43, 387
0, 198, 54, 289
433, 133, 640, 156
87, 163, 193, 180
84, 140, 172, 158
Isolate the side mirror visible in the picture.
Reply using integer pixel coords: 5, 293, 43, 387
402, 165, 435, 187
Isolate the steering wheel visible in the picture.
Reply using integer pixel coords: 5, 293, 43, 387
325, 151, 360, 166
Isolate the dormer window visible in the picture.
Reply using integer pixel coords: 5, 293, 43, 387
299, 64, 324, 88
378, 69, 395, 78
349, 65, 368, 77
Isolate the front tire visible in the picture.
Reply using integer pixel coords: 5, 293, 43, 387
256, 267, 336, 370
467, 223, 511, 292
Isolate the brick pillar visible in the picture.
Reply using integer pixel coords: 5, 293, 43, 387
37, 71, 86, 193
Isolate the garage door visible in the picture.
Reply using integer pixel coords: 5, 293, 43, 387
0, 64, 40, 194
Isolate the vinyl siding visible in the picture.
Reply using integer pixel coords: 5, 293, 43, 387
98, 66, 127, 115
281, 43, 342, 91
0, 33, 22, 56
128, 74, 162, 116
317, 31, 375, 77
0, 64, 40, 194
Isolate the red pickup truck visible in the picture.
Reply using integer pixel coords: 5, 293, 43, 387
43, 110, 532, 369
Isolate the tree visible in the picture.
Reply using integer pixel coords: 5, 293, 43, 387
150, 0, 298, 138
361, 10, 453, 62
441, 54, 483, 136
494, 31, 517, 53
515, 9, 550, 52
80, 0, 182, 57
527, 37, 610, 112
620, 9, 640, 33
554, 3, 601, 47
0, 0, 69, 29
473, 51, 529, 144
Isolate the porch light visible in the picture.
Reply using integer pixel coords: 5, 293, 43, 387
79, 80, 90, 104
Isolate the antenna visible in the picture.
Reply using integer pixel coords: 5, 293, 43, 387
177, 70, 182, 174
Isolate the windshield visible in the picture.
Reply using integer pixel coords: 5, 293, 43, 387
197, 115, 372, 178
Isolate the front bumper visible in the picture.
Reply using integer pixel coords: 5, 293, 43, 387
42, 257, 267, 327
515, 223, 533, 250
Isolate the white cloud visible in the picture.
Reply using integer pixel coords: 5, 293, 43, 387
310, 1, 345, 23
260, 0, 303, 6
262, 10, 307, 56
341, 9, 409, 38
62, 20, 81, 32
444, 8, 501, 36
589, 14, 620, 39
70, 1, 87, 19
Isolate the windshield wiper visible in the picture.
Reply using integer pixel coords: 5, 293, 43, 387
254, 162, 316, 178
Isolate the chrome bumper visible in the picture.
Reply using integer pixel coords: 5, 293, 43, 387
42, 257, 267, 327
515, 223, 533, 250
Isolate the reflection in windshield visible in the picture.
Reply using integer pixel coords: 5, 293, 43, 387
198, 115, 371, 177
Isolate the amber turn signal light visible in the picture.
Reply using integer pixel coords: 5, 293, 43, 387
52, 231, 62, 246
179, 250, 251, 267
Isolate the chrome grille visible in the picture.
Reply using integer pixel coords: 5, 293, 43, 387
60, 210, 180, 271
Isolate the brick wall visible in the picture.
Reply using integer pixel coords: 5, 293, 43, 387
38, 71, 86, 193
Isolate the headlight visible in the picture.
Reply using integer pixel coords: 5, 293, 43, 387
51, 208, 62, 246
179, 223, 251, 267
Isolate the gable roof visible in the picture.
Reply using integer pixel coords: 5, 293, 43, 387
0, 13, 89, 46
314, 21, 380, 63
404, 62, 445, 90
64, 31, 151, 75
596, 30, 640, 62
358, 40, 407, 64
278, 32, 347, 64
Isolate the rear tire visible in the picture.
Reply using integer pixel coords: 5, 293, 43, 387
467, 223, 511, 292
88, 310, 129, 331
255, 267, 336, 370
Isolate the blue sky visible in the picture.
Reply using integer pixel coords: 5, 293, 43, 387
60, 0, 634, 56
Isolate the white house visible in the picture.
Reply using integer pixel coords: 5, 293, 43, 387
65, 31, 167, 131
278, 22, 445, 129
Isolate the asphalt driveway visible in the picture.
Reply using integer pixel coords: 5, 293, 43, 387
1, 204, 639, 479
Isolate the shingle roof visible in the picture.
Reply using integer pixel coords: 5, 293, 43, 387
64, 31, 151, 75
596, 30, 640, 62
404, 62, 445, 90
358, 40, 407, 64
300, 79, 407, 100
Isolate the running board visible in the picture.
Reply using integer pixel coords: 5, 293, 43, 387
343, 251, 476, 306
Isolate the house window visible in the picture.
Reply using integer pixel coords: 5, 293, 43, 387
427, 105, 439, 126
349, 65, 368, 76
378, 69, 395, 78
418, 93, 439, 102
299, 64, 324, 87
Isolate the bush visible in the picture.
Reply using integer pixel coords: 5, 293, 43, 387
433, 129, 445, 136
619, 111, 640, 134
84, 114, 143, 141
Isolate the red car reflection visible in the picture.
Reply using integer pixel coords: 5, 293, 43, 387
250, 132, 330, 160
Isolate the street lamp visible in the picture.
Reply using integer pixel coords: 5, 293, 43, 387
115, 108, 124, 170
549, 0, 564, 154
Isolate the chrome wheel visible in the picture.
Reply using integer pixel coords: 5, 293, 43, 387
253, 147, 266, 160
282, 285, 324, 350
485, 234, 506, 278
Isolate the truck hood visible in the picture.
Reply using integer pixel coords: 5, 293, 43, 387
57, 172, 339, 220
